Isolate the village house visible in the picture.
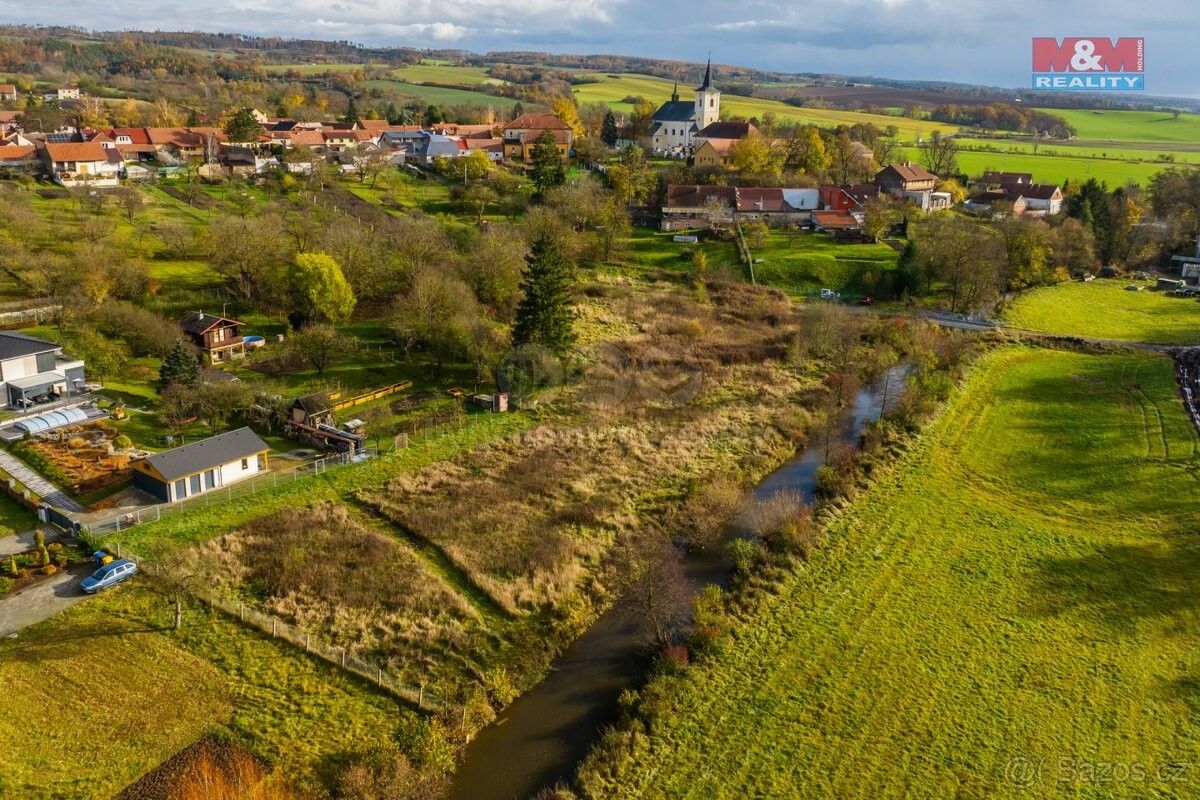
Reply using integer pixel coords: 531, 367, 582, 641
648, 60, 721, 155
968, 171, 1062, 217
41, 141, 121, 187
0, 331, 86, 409
0, 144, 38, 175
131, 427, 270, 503
179, 311, 247, 364
693, 137, 736, 168
1012, 184, 1063, 216
0, 84, 17, 102
875, 162, 950, 212
502, 113, 573, 163
42, 87, 81, 104
693, 120, 757, 147
661, 184, 819, 229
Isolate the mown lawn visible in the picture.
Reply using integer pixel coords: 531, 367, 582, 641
751, 231, 898, 296
584, 347, 1200, 799
1003, 279, 1200, 345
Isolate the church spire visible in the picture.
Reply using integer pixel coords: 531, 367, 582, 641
697, 56, 713, 91
671, 80, 679, 102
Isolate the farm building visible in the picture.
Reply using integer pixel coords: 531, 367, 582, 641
131, 427, 269, 503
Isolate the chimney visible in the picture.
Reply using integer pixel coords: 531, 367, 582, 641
198, 311, 205, 320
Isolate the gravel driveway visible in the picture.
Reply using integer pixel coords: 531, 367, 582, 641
0, 564, 91, 637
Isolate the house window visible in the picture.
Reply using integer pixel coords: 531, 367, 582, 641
190, 474, 202, 495
241, 458, 249, 470
174, 478, 186, 500
204, 470, 216, 490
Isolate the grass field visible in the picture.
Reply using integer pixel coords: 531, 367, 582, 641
582, 346, 1200, 799
390, 63, 504, 86
0, 582, 420, 798
750, 231, 898, 295
1003, 280, 1200, 345
953, 149, 1176, 186
1035, 108, 1200, 143
365, 79, 519, 110
567, 73, 956, 140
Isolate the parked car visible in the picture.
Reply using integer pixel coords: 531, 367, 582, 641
859, 295, 875, 306
819, 288, 840, 301
81, 559, 138, 594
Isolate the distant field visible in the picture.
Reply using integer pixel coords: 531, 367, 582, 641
365, 79, 518, 109
952, 149, 1174, 186
573, 73, 957, 139
1003, 279, 1200, 344
583, 346, 1200, 799
390, 63, 504, 86
1034, 108, 1200, 143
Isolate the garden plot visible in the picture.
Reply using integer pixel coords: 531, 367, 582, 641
14, 421, 134, 496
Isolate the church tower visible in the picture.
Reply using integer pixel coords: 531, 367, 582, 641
694, 58, 720, 129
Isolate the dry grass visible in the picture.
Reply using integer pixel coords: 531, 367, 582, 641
363, 280, 835, 614
189, 504, 474, 666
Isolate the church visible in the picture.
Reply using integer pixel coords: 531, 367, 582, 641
647, 59, 720, 155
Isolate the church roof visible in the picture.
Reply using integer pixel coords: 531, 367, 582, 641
697, 58, 714, 91
652, 100, 696, 123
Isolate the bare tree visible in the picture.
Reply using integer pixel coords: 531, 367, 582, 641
917, 130, 958, 177
614, 530, 690, 648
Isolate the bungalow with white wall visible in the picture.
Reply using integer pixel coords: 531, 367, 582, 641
131, 427, 270, 503
41, 141, 120, 187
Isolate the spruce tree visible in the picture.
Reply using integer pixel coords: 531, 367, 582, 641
159, 339, 201, 392
344, 96, 360, 125
511, 101, 524, 120
513, 233, 576, 355
601, 111, 618, 147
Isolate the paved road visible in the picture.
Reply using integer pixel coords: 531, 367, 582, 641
0, 564, 90, 637
0, 449, 83, 512
0, 526, 65, 557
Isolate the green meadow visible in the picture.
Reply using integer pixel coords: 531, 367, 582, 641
1003, 279, 1200, 345
582, 346, 1200, 799
1035, 107, 1200, 143
570, 73, 957, 139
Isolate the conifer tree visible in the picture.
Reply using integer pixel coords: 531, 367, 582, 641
158, 338, 201, 392
601, 110, 619, 147
530, 131, 566, 199
513, 233, 576, 355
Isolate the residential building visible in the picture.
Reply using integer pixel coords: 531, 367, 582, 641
0, 331, 86, 408
502, 113, 573, 162
693, 138, 736, 168
1014, 183, 1063, 216
875, 162, 938, 194
0, 144, 38, 174
42, 87, 81, 104
694, 121, 757, 146
132, 427, 270, 503
648, 60, 721, 155
41, 141, 121, 187
179, 311, 246, 364
0, 84, 17, 102
661, 184, 817, 229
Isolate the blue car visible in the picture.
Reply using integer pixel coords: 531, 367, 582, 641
81, 559, 138, 594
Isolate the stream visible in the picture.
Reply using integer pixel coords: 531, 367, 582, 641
449, 365, 912, 799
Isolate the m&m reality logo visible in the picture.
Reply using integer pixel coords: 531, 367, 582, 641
1032, 37, 1144, 91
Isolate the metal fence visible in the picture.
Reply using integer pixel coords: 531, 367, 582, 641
80, 446, 383, 537
195, 587, 438, 710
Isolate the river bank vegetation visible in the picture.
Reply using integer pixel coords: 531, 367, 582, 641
573, 345, 1200, 799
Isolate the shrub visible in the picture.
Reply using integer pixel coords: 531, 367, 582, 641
728, 538, 764, 575
33, 529, 44, 549
0, 575, 11, 595
113, 435, 133, 450
42, 563, 56, 576
38, 545, 49, 568
5, 554, 15, 577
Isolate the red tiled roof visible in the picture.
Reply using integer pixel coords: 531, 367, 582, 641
879, 161, 937, 183
44, 141, 108, 163
696, 137, 736, 156
697, 121, 757, 140
736, 188, 788, 212
108, 127, 152, 144
665, 184, 737, 208
813, 210, 860, 229
0, 145, 35, 161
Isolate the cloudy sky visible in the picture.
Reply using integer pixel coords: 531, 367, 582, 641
3, 0, 1198, 96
